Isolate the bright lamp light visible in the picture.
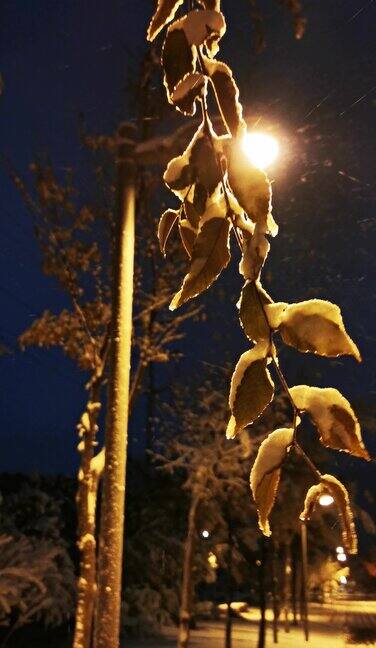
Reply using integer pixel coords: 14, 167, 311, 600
337, 553, 347, 562
339, 575, 347, 585
336, 546, 344, 554
318, 493, 334, 507
202, 530, 209, 539
241, 132, 279, 170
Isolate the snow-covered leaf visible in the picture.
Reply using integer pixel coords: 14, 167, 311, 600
170, 216, 230, 309
290, 385, 369, 460
300, 474, 357, 554
227, 143, 277, 235
162, 10, 226, 101
162, 28, 196, 101
279, 299, 361, 362
239, 225, 270, 280
238, 280, 272, 342
147, 0, 184, 41
164, 125, 222, 201
171, 72, 207, 115
158, 208, 180, 256
203, 57, 245, 137
226, 341, 274, 439
250, 428, 294, 536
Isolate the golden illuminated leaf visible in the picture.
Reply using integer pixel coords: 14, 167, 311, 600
238, 280, 272, 342
239, 225, 270, 280
250, 427, 294, 535
226, 341, 274, 439
300, 474, 357, 554
162, 10, 226, 101
147, 0, 184, 41
170, 216, 230, 309
279, 299, 361, 362
227, 142, 277, 235
158, 208, 180, 256
202, 56, 245, 137
183, 199, 200, 229
178, 219, 197, 258
162, 28, 196, 100
164, 125, 222, 201
290, 385, 369, 460
171, 72, 207, 116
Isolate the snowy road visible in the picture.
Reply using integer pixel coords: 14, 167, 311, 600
125, 600, 376, 648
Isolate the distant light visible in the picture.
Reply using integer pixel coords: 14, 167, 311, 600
337, 553, 347, 562
319, 494, 334, 507
336, 546, 344, 554
208, 552, 218, 569
241, 132, 279, 170
202, 530, 210, 539
339, 575, 347, 585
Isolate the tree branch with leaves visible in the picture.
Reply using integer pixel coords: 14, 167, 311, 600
147, 0, 370, 568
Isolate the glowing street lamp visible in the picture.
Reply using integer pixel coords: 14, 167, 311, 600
318, 493, 334, 507
337, 553, 347, 562
336, 546, 344, 554
241, 132, 279, 170
339, 575, 347, 585
202, 530, 210, 539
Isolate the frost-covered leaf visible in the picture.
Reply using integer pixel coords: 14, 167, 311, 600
226, 341, 274, 439
158, 208, 180, 256
227, 143, 277, 235
250, 427, 294, 536
300, 474, 357, 554
203, 57, 245, 137
279, 300, 361, 362
147, 0, 184, 41
178, 219, 197, 258
170, 216, 230, 309
239, 225, 270, 280
238, 280, 272, 342
289, 385, 369, 460
172, 72, 207, 115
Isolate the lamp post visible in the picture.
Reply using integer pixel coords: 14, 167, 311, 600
94, 125, 136, 648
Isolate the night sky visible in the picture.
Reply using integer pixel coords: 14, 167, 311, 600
0, 0, 375, 477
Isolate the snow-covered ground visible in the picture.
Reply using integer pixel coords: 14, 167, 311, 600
125, 600, 376, 648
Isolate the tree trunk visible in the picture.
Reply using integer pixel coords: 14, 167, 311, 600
73, 380, 102, 648
94, 147, 136, 648
300, 522, 309, 641
178, 495, 200, 648
257, 537, 267, 648
271, 539, 279, 644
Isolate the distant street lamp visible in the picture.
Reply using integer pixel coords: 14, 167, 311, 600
336, 546, 344, 554
202, 530, 210, 539
241, 132, 279, 170
318, 493, 334, 507
337, 553, 347, 562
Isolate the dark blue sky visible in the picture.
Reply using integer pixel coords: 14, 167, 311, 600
0, 0, 375, 475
